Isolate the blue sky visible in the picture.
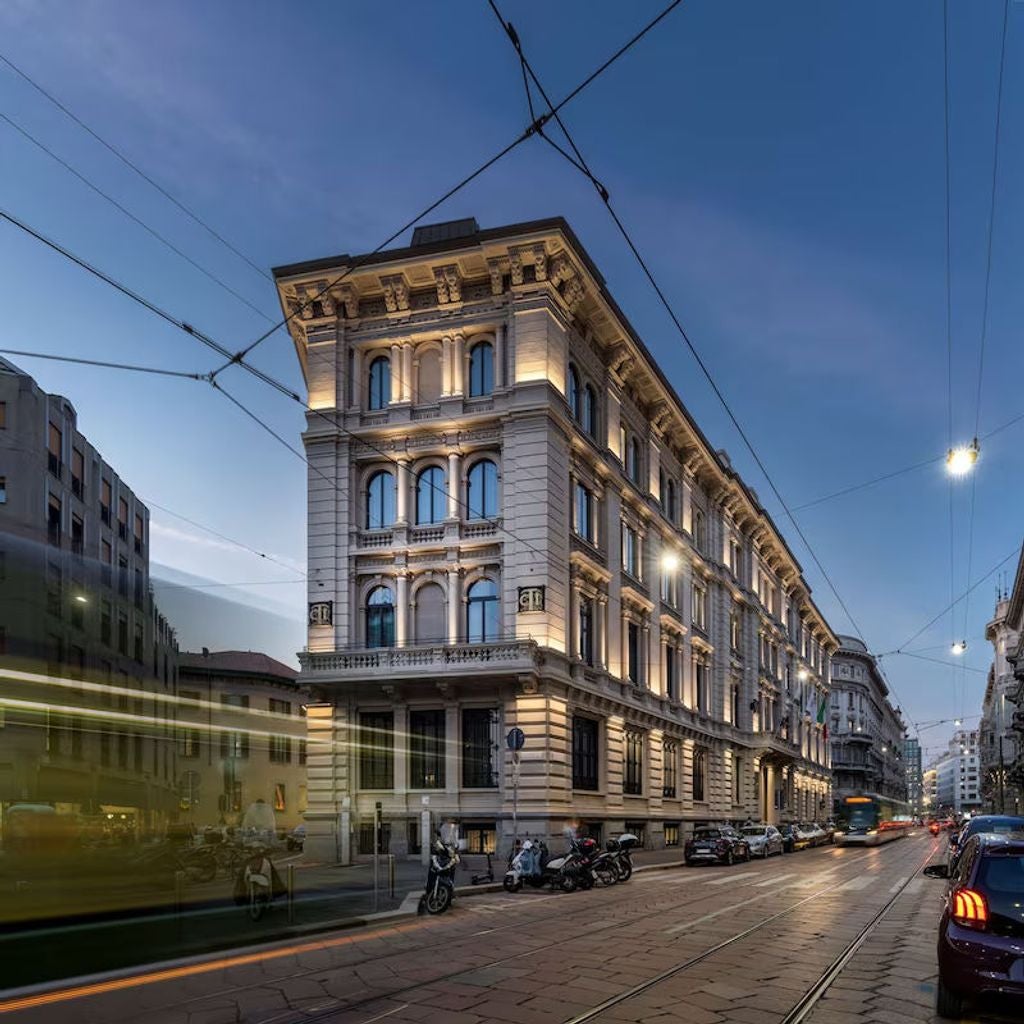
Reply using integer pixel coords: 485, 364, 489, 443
1, 1, 1020, 759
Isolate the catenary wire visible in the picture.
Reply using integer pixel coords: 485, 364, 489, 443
0, 108, 276, 323
209, 0, 685, 376
0, 348, 205, 380
0, 49, 273, 284
0, 205, 571, 575
887, 651, 988, 676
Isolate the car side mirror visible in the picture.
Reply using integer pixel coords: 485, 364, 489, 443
922, 864, 949, 879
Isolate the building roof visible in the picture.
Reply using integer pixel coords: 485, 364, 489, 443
178, 649, 299, 681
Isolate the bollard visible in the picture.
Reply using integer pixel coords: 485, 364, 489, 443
388, 853, 395, 898
174, 870, 185, 939
287, 864, 295, 924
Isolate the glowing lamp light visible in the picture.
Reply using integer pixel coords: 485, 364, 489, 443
954, 718, 962, 727
946, 440, 979, 478
74, 594, 88, 604
661, 553, 680, 573
797, 668, 810, 682
951, 641, 967, 656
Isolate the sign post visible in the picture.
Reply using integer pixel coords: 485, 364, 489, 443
373, 800, 382, 912
506, 728, 525, 847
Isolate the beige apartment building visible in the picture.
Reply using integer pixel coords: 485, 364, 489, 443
275, 217, 838, 862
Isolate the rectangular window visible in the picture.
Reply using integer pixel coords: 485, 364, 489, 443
100, 600, 112, 644
118, 556, 128, 598
462, 822, 496, 855
579, 597, 594, 665
621, 523, 639, 578
274, 783, 286, 812
695, 658, 708, 712
730, 609, 741, 650
47, 562, 62, 618
574, 482, 594, 543
71, 513, 84, 559
731, 681, 741, 725
72, 447, 84, 498
101, 479, 111, 525
734, 756, 742, 804
299, 739, 308, 765
100, 729, 110, 767
0, 475, 5, 504
660, 568, 677, 607
133, 622, 143, 663
664, 823, 680, 847
624, 729, 644, 795
179, 728, 201, 758
359, 711, 394, 789
664, 643, 676, 699
693, 586, 707, 631
101, 539, 112, 586
134, 513, 144, 554
572, 716, 599, 791
663, 739, 678, 798
409, 709, 445, 789
48, 493, 62, 547
627, 621, 641, 685
462, 708, 497, 788
220, 693, 250, 760
693, 746, 707, 802
118, 496, 128, 540
117, 612, 128, 655
134, 569, 143, 609
268, 697, 292, 763
48, 422, 62, 478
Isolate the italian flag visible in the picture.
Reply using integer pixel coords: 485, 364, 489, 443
817, 694, 828, 740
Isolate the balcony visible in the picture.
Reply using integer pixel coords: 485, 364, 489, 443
300, 637, 541, 680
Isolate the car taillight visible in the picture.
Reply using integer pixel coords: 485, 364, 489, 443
951, 888, 988, 931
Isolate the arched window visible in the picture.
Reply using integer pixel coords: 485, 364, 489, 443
414, 582, 446, 643
368, 355, 391, 410
366, 586, 395, 648
466, 459, 498, 520
416, 466, 446, 525
366, 470, 395, 529
469, 341, 494, 397
581, 384, 596, 438
567, 364, 581, 420
466, 579, 499, 643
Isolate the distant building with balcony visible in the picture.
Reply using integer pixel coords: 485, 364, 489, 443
981, 591, 1022, 814
176, 649, 308, 830
277, 217, 839, 862
0, 356, 179, 839
903, 736, 923, 816
932, 729, 982, 816
828, 636, 909, 816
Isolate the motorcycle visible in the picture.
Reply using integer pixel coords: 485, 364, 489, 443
503, 837, 550, 892
418, 826, 460, 915
232, 844, 285, 920
606, 832, 639, 882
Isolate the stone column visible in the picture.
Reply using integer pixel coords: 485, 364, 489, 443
351, 347, 364, 410
452, 333, 465, 395
394, 705, 408, 794
445, 704, 459, 795
597, 595, 608, 670
396, 458, 409, 524
495, 323, 505, 388
643, 621, 651, 690
447, 569, 460, 644
569, 583, 581, 660
396, 574, 409, 647
402, 343, 413, 403
447, 451, 460, 520
765, 763, 777, 824
441, 336, 453, 396
389, 343, 402, 404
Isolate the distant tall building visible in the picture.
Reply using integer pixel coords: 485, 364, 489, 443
0, 357, 179, 837
903, 737, 923, 815
828, 636, 909, 813
923, 767, 938, 816
931, 730, 982, 816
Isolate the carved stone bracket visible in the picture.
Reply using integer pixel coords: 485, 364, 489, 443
329, 283, 360, 319
487, 258, 507, 296
509, 249, 524, 286
533, 244, 548, 281
434, 265, 461, 304
380, 274, 410, 313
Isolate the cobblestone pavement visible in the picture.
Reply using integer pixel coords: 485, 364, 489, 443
3, 832, 1013, 1024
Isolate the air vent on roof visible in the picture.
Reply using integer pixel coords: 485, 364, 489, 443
411, 218, 480, 247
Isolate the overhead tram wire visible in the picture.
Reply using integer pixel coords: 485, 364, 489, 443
208, 0, 686, 378
959, 0, 1011, 718
0, 348, 206, 380
0, 49, 272, 284
0, 208, 572, 576
486, 1, 880, 655
888, 651, 989, 676
0, 109, 276, 324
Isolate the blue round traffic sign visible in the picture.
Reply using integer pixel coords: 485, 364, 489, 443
506, 727, 526, 751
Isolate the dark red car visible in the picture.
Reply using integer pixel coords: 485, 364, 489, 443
923, 832, 1024, 1018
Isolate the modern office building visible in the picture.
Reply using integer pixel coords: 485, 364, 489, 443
923, 767, 937, 816
828, 636, 909, 814
0, 356, 179, 839
932, 729, 982, 817
903, 736, 923, 816
176, 649, 309, 830
277, 217, 839, 862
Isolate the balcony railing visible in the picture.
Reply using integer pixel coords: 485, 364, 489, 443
358, 528, 394, 549
410, 524, 445, 544
301, 637, 540, 677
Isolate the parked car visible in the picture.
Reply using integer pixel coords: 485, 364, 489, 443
684, 826, 751, 866
820, 821, 837, 844
923, 832, 1024, 1017
794, 823, 823, 849
740, 824, 783, 858
778, 823, 798, 853
947, 815, 1024, 874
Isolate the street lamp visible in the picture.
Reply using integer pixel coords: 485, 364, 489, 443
74, 594, 88, 604
661, 552, 680, 573
951, 641, 967, 656
797, 667, 809, 682
946, 440, 979, 477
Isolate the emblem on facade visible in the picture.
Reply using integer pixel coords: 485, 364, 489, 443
517, 586, 546, 613
308, 601, 333, 626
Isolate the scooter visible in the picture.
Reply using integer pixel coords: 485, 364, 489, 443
607, 832, 639, 882
232, 844, 285, 920
503, 838, 550, 892
418, 828, 460, 915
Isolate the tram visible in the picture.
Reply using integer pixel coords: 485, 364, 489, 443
833, 795, 914, 847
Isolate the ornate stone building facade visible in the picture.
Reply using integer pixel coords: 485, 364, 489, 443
981, 592, 1022, 814
995, 549, 1024, 810
276, 218, 838, 862
828, 636, 909, 814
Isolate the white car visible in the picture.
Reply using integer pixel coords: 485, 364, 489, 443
740, 824, 784, 858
